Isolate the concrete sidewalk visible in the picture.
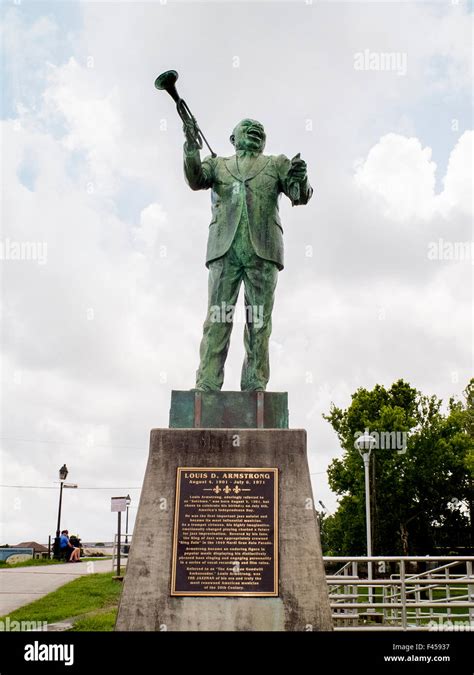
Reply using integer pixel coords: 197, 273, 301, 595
0, 559, 118, 615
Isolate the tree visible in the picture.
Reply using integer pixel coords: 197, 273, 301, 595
464, 380, 474, 477
322, 379, 473, 556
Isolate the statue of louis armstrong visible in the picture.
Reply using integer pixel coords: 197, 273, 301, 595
183, 118, 313, 391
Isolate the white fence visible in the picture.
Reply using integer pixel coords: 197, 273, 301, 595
111, 533, 133, 572
324, 556, 474, 631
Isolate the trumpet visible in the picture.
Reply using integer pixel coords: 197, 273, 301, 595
154, 70, 216, 158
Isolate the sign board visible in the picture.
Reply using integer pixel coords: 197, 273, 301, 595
171, 467, 278, 597
111, 497, 128, 513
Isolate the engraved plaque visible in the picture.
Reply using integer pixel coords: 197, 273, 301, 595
171, 467, 278, 596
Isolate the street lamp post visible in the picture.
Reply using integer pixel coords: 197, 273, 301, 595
355, 432, 377, 606
53, 464, 68, 559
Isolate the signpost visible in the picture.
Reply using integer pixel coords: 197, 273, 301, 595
111, 496, 128, 577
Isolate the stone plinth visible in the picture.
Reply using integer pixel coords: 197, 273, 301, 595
115, 428, 333, 631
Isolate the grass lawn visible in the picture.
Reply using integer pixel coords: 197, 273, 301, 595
0, 558, 62, 569
1, 570, 124, 629
71, 608, 118, 631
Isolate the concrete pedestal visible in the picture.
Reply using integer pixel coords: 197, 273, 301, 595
115, 428, 333, 631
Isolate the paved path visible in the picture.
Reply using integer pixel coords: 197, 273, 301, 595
0, 559, 118, 615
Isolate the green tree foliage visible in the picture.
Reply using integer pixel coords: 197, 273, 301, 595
322, 379, 473, 556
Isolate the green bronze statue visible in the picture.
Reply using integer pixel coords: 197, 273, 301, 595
183, 118, 313, 391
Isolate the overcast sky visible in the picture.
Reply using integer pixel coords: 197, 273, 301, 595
1, 0, 472, 543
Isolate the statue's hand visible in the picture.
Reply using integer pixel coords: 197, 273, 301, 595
288, 153, 307, 182
183, 119, 201, 151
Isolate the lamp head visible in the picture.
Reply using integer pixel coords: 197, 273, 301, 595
355, 432, 377, 457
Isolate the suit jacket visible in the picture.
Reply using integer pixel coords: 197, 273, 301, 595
183, 149, 313, 270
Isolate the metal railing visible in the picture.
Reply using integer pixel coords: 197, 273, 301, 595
323, 556, 474, 631
111, 533, 133, 572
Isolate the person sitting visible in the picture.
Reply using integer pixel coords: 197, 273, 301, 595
59, 529, 81, 562
69, 534, 81, 555
59, 530, 70, 560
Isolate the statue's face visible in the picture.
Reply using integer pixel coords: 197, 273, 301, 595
231, 119, 266, 154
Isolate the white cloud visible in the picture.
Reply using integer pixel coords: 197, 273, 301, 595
437, 130, 473, 216
354, 133, 437, 222
42, 58, 123, 192
354, 131, 473, 223
1, 9, 60, 114
132, 203, 168, 248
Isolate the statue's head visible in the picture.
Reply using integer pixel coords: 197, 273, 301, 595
230, 119, 266, 154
